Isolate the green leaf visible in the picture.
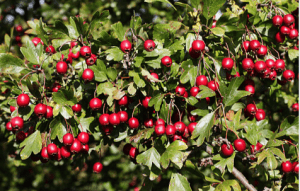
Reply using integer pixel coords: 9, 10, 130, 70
128, 82, 137, 95
52, 89, 77, 106
257, 149, 279, 170
111, 22, 126, 41
191, 112, 215, 146
196, 85, 216, 99
213, 152, 235, 173
180, 66, 197, 86
215, 180, 241, 191
168, 173, 192, 191
89, 10, 109, 32
203, 0, 226, 19
107, 68, 118, 81
222, 77, 251, 107
137, 147, 161, 170
18, 104, 35, 121
79, 117, 94, 132
50, 118, 67, 142
148, 92, 164, 111
106, 47, 124, 62
161, 140, 188, 169
19, 131, 42, 160
211, 27, 225, 37
0, 53, 29, 74
132, 72, 146, 88
277, 116, 299, 137
59, 106, 73, 119
20, 41, 40, 64
288, 49, 299, 61
134, 56, 144, 67
145, 0, 177, 10
90, 61, 107, 82
4, 34, 11, 51
183, 160, 204, 178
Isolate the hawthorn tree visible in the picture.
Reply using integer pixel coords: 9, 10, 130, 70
0, 0, 299, 191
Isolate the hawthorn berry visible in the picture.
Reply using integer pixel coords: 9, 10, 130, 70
281, 161, 293, 173
292, 103, 299, 112
142, 96, 151, 108
254, 61, 266, 73
6, 122, 12, 131
174, 121, 186, 135
85, 54, 97, 66
47, 143, 58, 155
89, 98, 102, 110
118, 111, 128, 123
234, 139, 246, 152
255, 109, 266, 121
175, 84, 186, 96
144, 40, 155, 52
245, 84, 255, 95
93, 162, 103, 173
15, 25, 23, 33
17, 93, 30, 107
155, 124, 165, 136
80, 46, 92, 57
16, 131, 26, 142
155, 118, 165, 126
128, 117, 139, 129
275, 32, 285, 43
70, 138, 82, 153
102, 125, 114, 135
144, 118, 154, 128
32, 37, 43, 46
221, 144, 234, 156
246, 103, 257, 115
45, 45, 56, 54
129, 147, 139, 159
280, 26, 291, 35
191, 40, 205, 52
45, 106, 53, 118
82, 68, 94, 81
196, 75, 208, 87
269, 70, 277, 80
120, 40, 132, 53
207, 80, 219, 92
78, 132, 89, 144
289, 29, 298, 39
118, 95, 128, 107
165, 125, 176, 137
189, 47, 201, 59
190, 87, 200, 97
222, 58, 234, 71
249, 40, 261, 51
72, 104, 82, 113
187, 122, 197, 134
282, 70, 295, 81
123, 143, 133, 155
272, 15, 283, 27
109, 113, 120, 126
99, 114, 110, 126
242, 41, 250, 52
161, 56, 172, 67
150, 73, 159, 82
242, 58, 254, 72
275, 59, 285, 72
56, 61, 68, 74
293, 162, 299, 173
256, 45, 267, 57
265, 59, 275, 70
63, 133, 74, 146
41, 147, 49, 159
34, 103, 47, 116
283, 14, 295, 26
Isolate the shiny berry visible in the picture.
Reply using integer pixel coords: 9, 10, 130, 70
246, 103, 257, 115
283, 14, 295, 26
234, 139, 246, 152
272, 15, 283, 27
11, 116, 24, 130
275, 59, 285, 72
82, 68, 94, 81
289, 29, 298, 39
254, 61, 266, 73
89, 98, 102, 110
275, 32, 285, 43
161, 56, 172, 67
189, 47, 201, 59
245, 84, 255, 95
190, 87, 200, 97
85, 54, 97, 66
144, 118, 154, 128
269, 70, 277, 80
242, 58, 254, 72
45, 106, 53, 118
34, 103, 47, 116
47, 143, 58, 155
15, 25, 23, 32
292, 103, 299, 112
293, 162, 299, 173
93, 162, 103, 173
70, 138, 82, 153
123, 143, 133, 155
45, 45, 56, 54
99, 114, 110, 126
72, 104, 82, 113
118, 95, 128, 107
6, 122, 12, 131
109, 113, 120, 126
17, 93, 30, 107
56, 61, 68, 74
175, 84, 186, 96
165, 125, 176, 137
80, 46, 92, 57
249, 40, 261, 51
281, 161, 293, 173
142, 96, 151, 108
41, 147, 49, 159
255, 109, 266, 121
63, 133, 74, 146
221, 144, 234, 156
174, 121, 186, 135
129, 147, 139, 158
283, 70, 295, 81
196, 75, 208, 87
265, 59, 275, 70
187, 122, 197, 134
280, 26, 291, 35
192, 40, 205, 52
222, 58, 234, 71
242, 41, 250, 52
155, 124, 165, 136
120, 40, 132, 53
118, 111, 128, 123
256, 45, 267, 57
144, 40, 155, 52
78, 132, 89, 144
155, 118, 165, 126
207, 80, 219, 92
32, 37, 43, 46
128, 117, 139, 129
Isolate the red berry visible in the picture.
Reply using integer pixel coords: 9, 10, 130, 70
255, 109, 266, 121
85, 54, 97, 66
47, 143, 58, 155
63, 133, 74, 146
289, 29, 298, 39
82, 68, 94, 81
196, 75, 208, 87
45, 106, 53, 118
54, 148, 62, 161
41, 147, 49, 159
256, 45, 267, 57
155, 118, 165, 126
128, 117, 139, 129
89, 98, 102, 110
265, 59, 275, 70
70, 138, 82, 153
222, 58, 234, 71
99, 114, 110, 125
142, 96, 151, 108
72, 104, 82, 113
275, 32, 285, 43
161, 56, 172, 67
174, 121, 186, 135
254, 61, 266, 73
275, 59, 285, 72
234, 139, 246, 152
118, 95, 128, 107
282, 70, 295, 81
207, 80, 219, 92
150, 73, 159, 82
118, 111, 128, 123
129, 147, 139, 159
120, 40, 132, 53
272, 15, 283, 27
246, 103, 257, 115
70, 41, 78, 48
187, 122, 197, 134
32, 37, 43, 46
15, 25, 23, 33
191, 40, 205, 52
245, 84, 255, 95
80, 46, 92, 57
17, 93, 30, 107
242, 58, 254, 72
15, 35, 21, 42
10, 105, 17, 113
292, 103, 299, 112
269, 70, 277, 80
78, 132, 89, 144
189, 47, 201, 59
93, 162, 103, 173
172, 135, 182, 142
144, 118, 154, 128
144, 40, 155, 52
56, 61, 68, 74
221, 144, 234, 156
123, 143, 132, 155
293, 162, 299, 173
175, 84, 186, 96
155, 124, 165, 136
249, 40, 261, 51
211, 20, 217, 28
242, 41, 250, 52
283, 14, 295, 26
11, 116, 24, 130
45, 45, 56, 54
281, 161, 293, 173
16, 131, 26, 142
109, 113, 120, 126
6, 122, 12, 131
165, 125, 176, 137
70, 49, 80, 59
52, 83, 61, 92
280, 26, 291, 35
190, 87, 200, 97
34, 103, 47, 116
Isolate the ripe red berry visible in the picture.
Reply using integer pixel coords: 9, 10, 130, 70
246, 103, 257, 115
85, 54, 97, 66
80, 46, 92, 57
45, 106, 53, 118
292, 103, 299, 112
165, 125, 176, 137
155, 118, 165, 126
272, 15, 283, 27
275, 59, 285, 72
17, 93, 30, 107
155, 124, 165, 136
70, 138, 82, 153
289, 29, 298, 39
15, 35, 21, 42
10, 105, 17, 113
6, 122, 12, 131
34, 103, 47, 116
89, 98, 102, 110
102, 125, 114, 135
189, 47, 201, 59
245, 84, 255, 95
191, 40, 205, 52
72, 104, 82, 113
283, 14, 295, 26
142, 96, 151, 108
255, 109, 266, 121
187, 122, 197, 134
282, 70, 295, 81
47, 143, 58, 155
15, 25, 23, 33
190, 87, 200, 97
99, 114, 110, 125
118, 95, 128, 107
144, 118, 154, 128
221, 144, 234, 156
280, 26, 291, 35
78, 132, 89, 144
82, 68, 94, 81
196, 75, 208, 87
234, 139, 246, 152
256, 45, 267, 57
16, 131, 26, 142
281, 161, 293, 173
269, 70, 277, 80
109, 113, 120, 126
11, 116, 24, 130
123, 143, 133, 155
52, 83, 61, 92
265, 59, 275, 70
120, 40, 132, 53
275, 32, 285, 43
293, 162, 299, 173
175, 84, 186, 96
172, 134, 183, 142
149, 73, 159, 82
129, 147, 139, 159
56, 61, 68, 74
41, 147, 49, 159
249, 40, 261, 51
45, 45, 56, 54
128, 117, 139, 129
118, 111, 128, 123
174, 121, 186, 135
32, 37, 43, 46
254, 61, 266, 73
54, 148, 62, 161
242, 41, 250, 52
70, 41, 78, 48
207, 80, 219, 92
161, 56, 172, 67
222, 58, 234, 71
93, 162, 103, 173
144, 40, 155, 52
242, 58, 254, 72
63, 133, 74, 146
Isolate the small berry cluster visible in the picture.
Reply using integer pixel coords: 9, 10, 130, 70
272, 14, 298, 43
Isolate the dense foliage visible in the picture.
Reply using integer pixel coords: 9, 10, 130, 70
0, 0, 299, 191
